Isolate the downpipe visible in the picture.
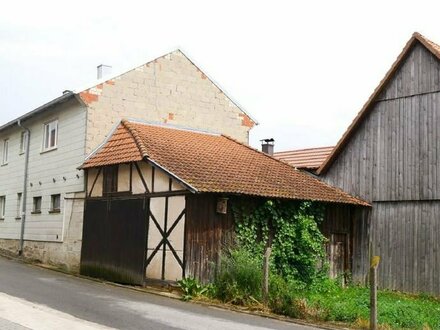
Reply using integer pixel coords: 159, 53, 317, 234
17, 119, 30, 256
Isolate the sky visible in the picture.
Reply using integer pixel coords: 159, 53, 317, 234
2, 0, 440, 152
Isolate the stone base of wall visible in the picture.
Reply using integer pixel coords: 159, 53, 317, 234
0, 239, 81, 272
0, 192, 85, 273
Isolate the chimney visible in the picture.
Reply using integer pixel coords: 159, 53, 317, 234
261, 138, 274, 156
97, 64, 112, 79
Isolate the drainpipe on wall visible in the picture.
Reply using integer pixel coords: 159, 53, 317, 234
17, 120, 30, 256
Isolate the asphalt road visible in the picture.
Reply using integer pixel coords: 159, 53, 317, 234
0, 256, 318, 330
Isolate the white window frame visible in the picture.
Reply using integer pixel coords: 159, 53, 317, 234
19, 131, 29, 155
42, 120, 58, 152
2, 139, 9, 165
0, 196, 5, 220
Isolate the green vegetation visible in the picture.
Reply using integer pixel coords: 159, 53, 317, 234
177, 198, 440, 329
179, 251, 440, 329
177, 277, 210, 301
234, 199, 327, 284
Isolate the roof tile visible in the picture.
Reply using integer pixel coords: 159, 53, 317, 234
274, 146, 334, 170
82, 120, 369, 206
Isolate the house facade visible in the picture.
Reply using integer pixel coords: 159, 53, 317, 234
79, 119, 368, 285
0, 50, 256, 271
317, 33, 440, 294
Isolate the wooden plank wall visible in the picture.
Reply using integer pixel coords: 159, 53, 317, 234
323, 43, 440, 202
184, 194, 234, 283
372, 201, 440, 295
321, 42, 440, 294
322, 204, 370, 284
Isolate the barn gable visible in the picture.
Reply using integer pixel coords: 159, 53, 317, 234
319, 33, 440, 202
317, 32, 440, 294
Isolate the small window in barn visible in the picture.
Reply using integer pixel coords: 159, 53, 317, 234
32, 196, 42, 214
0, 196, 5, 220
103, 165, 118, 194
19, 131, 29, 154
50, 194, 61, 213
2, 139, 9, 165
42, 120, 58, 152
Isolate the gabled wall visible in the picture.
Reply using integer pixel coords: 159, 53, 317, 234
323, 43, 440, 202
320, 42, 440, 294
80, 50, 255, 154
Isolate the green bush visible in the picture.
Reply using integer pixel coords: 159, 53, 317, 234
213, 248, 263, 305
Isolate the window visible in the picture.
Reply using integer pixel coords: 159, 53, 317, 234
19, 131, 29, 154
43, 120, 58, 151
32, 196, 42, 214
2, 139, 8, 165
103, 165, 118, 194
50, 194, 61, 213
0, 196, 5, 220
16, 193, 22, 219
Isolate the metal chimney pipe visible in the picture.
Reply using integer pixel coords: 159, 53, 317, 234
261, 138, 274, 156
97, 64, 112, 79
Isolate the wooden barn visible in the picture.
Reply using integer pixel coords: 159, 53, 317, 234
314, 32, 440, 295
79, 119, 368, 285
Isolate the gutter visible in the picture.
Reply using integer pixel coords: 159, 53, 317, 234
17, 120, 30, 256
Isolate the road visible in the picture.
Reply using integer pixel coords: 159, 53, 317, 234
0, 256, 318, 330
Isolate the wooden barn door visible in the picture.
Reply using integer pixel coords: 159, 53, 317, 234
145, 195, 186, 281
329, 233, 349, 283
80, 198, 148, 285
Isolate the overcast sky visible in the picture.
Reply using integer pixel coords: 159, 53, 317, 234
2, 1, 440, 152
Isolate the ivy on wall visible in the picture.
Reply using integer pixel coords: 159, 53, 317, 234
233, 198, 327, 284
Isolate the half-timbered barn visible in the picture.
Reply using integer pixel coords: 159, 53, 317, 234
79, 119, 368, 285
315, 32, 440, 295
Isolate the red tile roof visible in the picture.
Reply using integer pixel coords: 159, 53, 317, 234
318, 32, 440, 174
82, 120, 369, 206
274, 146, 334, 170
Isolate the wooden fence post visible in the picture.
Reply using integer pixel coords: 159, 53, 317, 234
262, 218, 274, 305
370, 256, 380, 330
262, 245, 271, 304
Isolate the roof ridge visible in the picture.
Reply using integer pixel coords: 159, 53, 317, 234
121, 119, 149, 158
275, 146, 334, 154
413, 32, 440, 59
125, 118, 220, 136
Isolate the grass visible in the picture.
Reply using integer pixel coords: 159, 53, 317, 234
179, 248, 440, 329
300, 286, 440, 329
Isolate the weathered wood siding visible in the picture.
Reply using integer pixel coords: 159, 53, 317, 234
321, 204, 370, 284
323, 43, 440, 202
372, 201, 440, 294
184, 194, 234, 283
321, 42, 440, 294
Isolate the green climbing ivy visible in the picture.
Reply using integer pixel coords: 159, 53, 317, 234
233, 198, 327, 285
